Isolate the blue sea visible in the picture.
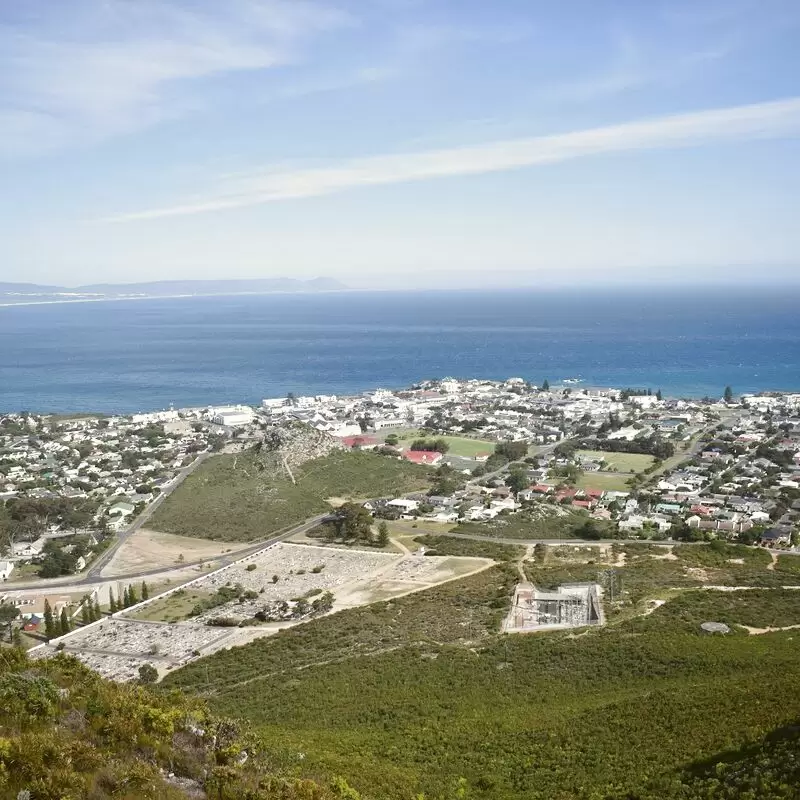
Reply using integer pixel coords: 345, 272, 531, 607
1, 288, 799, 414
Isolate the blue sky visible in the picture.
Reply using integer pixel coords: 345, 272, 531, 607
1, 0, 800, 288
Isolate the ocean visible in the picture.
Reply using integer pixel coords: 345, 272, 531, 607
1, 287, 799, 413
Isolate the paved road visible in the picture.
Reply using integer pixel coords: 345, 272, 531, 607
86, 451, 212, 578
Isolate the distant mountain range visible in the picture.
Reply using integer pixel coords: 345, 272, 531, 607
0, 277, 347, 304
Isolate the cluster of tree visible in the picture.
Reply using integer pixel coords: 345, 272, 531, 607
324, 503, 389, 547
108, 581, 149, 613
429, 464, 464, 497
410, 438, 450, 453
43, 599, 73, 640
0, 496, 98, 554
579, 435, 675, 460
79, 594, 103, 625
0, 603, 21, 646
755, 442, 796, 468
421, 413, 490, 433
550, 464, 584, 486
253, 590, 336, 624
619, 387, 662, 400
189, 584, 257, 617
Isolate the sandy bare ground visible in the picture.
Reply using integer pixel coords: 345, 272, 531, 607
740, 623, 800, 635
101, 528, 247, 577
767, 551, 778, 571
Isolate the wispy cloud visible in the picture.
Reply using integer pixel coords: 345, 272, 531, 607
0, 0, 350, 156
107, 97, 800, 221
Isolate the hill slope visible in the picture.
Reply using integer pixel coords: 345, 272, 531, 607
165, 569, 800, 799
148, 447, 431, 541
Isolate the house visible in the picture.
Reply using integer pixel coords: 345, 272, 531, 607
403, 450, 443, 466
760, 528, 792, 546
108, 501, 136, 517
12, 539, 44, 558
386, 498, 419, 514
0, 561, 14, 580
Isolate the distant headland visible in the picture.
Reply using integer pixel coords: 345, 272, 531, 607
0, 277, 347, 306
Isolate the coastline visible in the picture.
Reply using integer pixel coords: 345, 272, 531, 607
0, 288, 350, 308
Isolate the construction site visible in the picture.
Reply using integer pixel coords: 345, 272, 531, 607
503, 581, 605, 633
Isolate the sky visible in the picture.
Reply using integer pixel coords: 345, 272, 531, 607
1, 0, 800, 289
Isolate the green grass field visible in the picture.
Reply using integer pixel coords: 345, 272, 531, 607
393, 430, 495, 458
165, 542, 800, 800
148, 449, 431, 541
575, 471, 632, 492
577, 449, 655, 473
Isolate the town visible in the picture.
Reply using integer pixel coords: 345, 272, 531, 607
1, 378, 799, 678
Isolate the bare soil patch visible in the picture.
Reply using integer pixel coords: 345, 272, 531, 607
102, 528, 247, 577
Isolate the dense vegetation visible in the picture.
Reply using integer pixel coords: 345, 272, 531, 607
164, 544, 800, 800
0, 647, 369, 800
452, 510, 600, 540
149, 449, 430, 541
413, 534, 525, 562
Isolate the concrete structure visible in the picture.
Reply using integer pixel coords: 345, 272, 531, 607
504, 582, 604, 632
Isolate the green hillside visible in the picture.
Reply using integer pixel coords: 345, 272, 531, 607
0, 648, 361, 800
149, 448, 431, 541
163, 550, 800, 800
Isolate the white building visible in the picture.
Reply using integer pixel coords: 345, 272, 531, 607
0, 561, 14, 580
210, 405, 255, 427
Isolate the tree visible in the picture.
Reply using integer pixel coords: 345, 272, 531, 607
377, 521, 390, 547
0, 603, 19, 642
495, 441, 528, 462
93, 597, 102, 621
335, 503, 373, 541
80, 601, 91, 626
141, 581, 149, 601
122, 587, 130, 608
384, 433, 399, 447
11, 626, 22, 648
59, 608, 71, 636
506, 469, 529, 495
128, 584, 139, 605
138, 663, 158, 684
542, 379, 550, 391
108, 587, 118, 613
724, 386, 734, 403
44, 599, 56, 640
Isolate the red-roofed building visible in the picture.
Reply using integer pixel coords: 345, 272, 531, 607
691, 504, 714, 517
584, 489, 603, 501
403, 450, 444, 466
532, 484, 553, 494
572, 499, 593, 510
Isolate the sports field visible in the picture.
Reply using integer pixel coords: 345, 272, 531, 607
394, 430, 495, 458
577, 450, 655, 473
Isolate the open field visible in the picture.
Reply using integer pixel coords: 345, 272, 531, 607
575, 471, 632, 492
100, 527, 246, 576
148, 449, 431, 541
577, 450, 655, 473
412, 533, 525, 562
391, 429, 496, 458
452, 509, 598, 540
164, 542, 800, 800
